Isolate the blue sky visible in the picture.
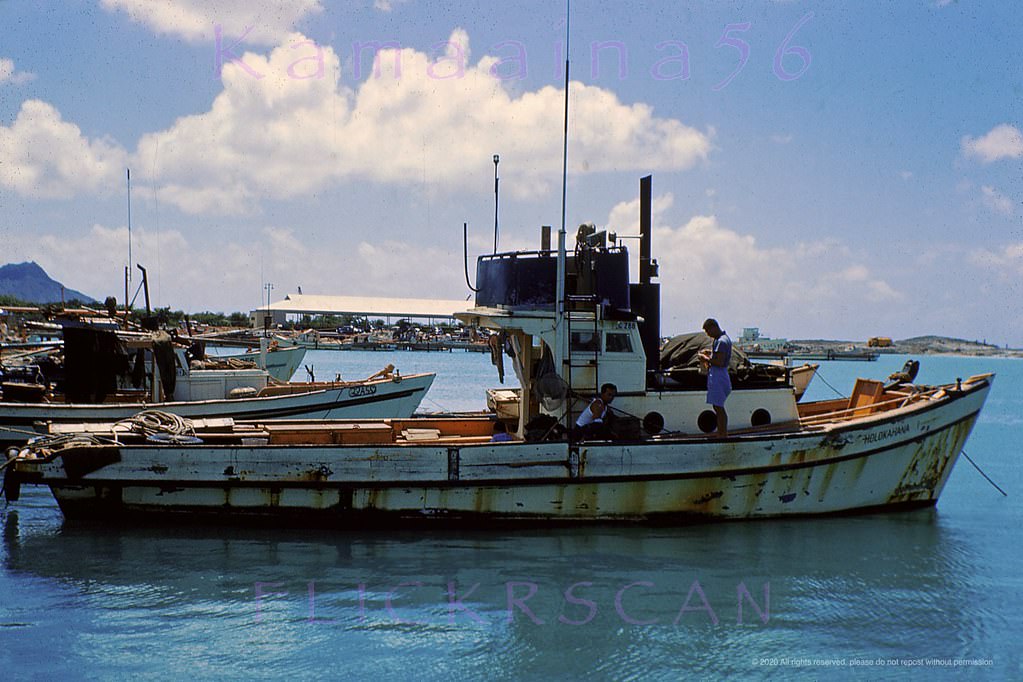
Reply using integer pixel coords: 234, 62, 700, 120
1, 1, 1021, 344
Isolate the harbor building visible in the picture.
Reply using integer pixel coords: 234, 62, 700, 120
250, 293, 468, 328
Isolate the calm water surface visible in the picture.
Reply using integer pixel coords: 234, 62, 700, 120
1, 351, 1019, 679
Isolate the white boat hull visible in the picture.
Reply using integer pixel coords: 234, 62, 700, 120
9, 378, 990, 524
214, 345, 306, 381
0, 373, 434, 445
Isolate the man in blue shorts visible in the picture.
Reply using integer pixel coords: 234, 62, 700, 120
698, 318, 732, 437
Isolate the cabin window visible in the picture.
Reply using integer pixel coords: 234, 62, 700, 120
605, 333, 632, 352
571, 332, 599, 352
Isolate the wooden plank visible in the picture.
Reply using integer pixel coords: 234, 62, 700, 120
391, 418, 494, 438
848, 378, 885, 417
402, 428, 442, 441
269, 430, 333, 445
263, 422, 395, 445
334, 424, 394, 445
190, 418, 236, 432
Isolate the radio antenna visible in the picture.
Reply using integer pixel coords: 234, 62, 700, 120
558, 1, 571, 246
554, 0, 571, 425
127, 168, 132, 286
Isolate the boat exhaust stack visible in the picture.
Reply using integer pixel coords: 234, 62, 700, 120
632, 175, 661, 380
639, 175, 656, 284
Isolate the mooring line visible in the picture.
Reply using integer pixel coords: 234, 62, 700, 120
962, 449, 1008, 497
0, 425, 43, 437
812, 368, 848, 399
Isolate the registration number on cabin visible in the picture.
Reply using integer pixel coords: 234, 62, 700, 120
349, 385, 378, 398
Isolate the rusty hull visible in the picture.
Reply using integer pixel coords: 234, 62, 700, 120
13, 378, 992, 524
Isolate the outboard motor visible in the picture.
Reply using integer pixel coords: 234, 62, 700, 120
887, 359, 920, 386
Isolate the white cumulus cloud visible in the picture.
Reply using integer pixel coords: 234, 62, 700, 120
100, 0, 323, 46
132, 29, 711, 214
962, 124, 1023, 163
980, 186, 1014, 216
0, 57, 36, 85
970, 243, 1023, 277
604, 194, 902, 336
373, 0, 411, 11
0, 100, 127, 198
1, 31, 710, 213
0, 222, 465, 312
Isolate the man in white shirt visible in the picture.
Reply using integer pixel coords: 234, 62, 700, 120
574, 383, 617, 440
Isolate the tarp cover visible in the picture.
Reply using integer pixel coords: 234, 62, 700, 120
658, 331, 786, 389
658, 332, 749, 372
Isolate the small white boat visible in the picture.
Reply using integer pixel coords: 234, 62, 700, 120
0, 327, 433, 445
286, 330, 345, 350
208, 343, 306, 382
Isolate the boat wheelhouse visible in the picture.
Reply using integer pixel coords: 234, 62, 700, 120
464, 176, 805, 439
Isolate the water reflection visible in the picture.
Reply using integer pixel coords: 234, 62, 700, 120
1, 502, 991, 678
4, 350, 1018, 677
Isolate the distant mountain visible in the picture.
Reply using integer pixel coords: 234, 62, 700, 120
0, 262, 97, 304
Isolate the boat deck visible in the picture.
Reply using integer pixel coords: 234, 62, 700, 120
31, 374, 993, 449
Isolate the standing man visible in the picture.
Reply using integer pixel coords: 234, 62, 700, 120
698, 319, 732, 437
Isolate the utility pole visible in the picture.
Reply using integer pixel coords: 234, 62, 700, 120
263, 282, 274, 335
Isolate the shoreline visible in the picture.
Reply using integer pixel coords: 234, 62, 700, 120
785, 337, 1023, 360
879, 349, 1023, 360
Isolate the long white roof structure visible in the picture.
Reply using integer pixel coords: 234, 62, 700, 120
254, 293, 470, 320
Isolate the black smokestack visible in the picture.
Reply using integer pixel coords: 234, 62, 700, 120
631, 175, 660, 380
640, 176, 652, 284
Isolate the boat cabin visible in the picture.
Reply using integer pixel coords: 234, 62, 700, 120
457, 177, 804, 439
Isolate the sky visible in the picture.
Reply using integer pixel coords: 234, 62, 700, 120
1, 1, 1021, 344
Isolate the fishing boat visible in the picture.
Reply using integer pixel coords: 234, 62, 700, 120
204, 340, 306, 382
1, 177, 992, 523
286, 329, 345, 351
0, 325, 433, 445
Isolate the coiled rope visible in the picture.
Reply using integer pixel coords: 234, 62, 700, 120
114, 410, 195, 438
20, 433, 106, 457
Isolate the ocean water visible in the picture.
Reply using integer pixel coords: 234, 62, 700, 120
1, 351, 1020, 680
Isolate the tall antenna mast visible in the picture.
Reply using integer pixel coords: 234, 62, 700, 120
559, 3, 571, 244
127, 168, 132, 284
554, 0, 571, 422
